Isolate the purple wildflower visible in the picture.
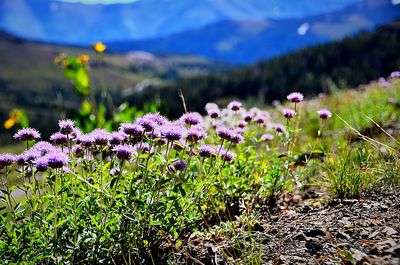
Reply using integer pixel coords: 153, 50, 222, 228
186, 126, 206, 143
72, 145, 84, 157
170, 159, 188, 171
34, 156, 49, 172
21, 149, 41, 164
31, 141, 57, 155
16, 154, 26, 165
390, 71, 400, 78
317, 108, 332, 119
137, 117, 158, 132
180, 112, 203, 126
216, 127, 234, 141
110, 131, 128, 145
77, 134, 95, 148
238, 121, 247, 129
47, 152, 69, 169
220, 150, 235, 162
228, 100, 242, 111
58, 119, 75, 135
120, 123, 144, 137
287, 92, 304, 103
143, 113, 167, 126
50, 132, 69, 145
146, 128, 161, 139
235, 127, 245, 135
14, 128, 40, 142
207, 108, 220, 119
133, 142, 150, 153
231, 132, 244, 145
161, 124, 184, 141
282, 108, 295, 119
261, 134, 274, 142
113, 144, 135, 160
199, 145, 216, 158
0, 154, 16, 169
378, 77, 389, 87
205, 103, 219, 111
274, 124, 286, 133
243, 112, 254, 122
255, 115, 267, 124
90, 129, 110, 146
70, 127, 82, 139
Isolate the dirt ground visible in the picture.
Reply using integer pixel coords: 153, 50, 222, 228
179, 190, 400, 265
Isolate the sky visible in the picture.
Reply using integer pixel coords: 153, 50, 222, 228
60, 0, 140, 4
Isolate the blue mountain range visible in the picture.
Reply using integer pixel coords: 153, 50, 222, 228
0, 0, 399, 63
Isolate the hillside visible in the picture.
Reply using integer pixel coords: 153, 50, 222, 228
0, 30, 225, 143
130, 20, 400, 117
108, 0, 400, 63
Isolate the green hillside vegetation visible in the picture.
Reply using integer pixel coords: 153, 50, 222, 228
1, 73, 399, 263
0, 31, 225, 143
132, 20, 400, 117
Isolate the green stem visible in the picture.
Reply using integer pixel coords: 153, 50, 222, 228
54, 169, 59, 258
4, 167, 15, 222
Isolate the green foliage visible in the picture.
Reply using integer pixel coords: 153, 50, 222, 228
1, 67, 400, 263
62, 56, 91, 96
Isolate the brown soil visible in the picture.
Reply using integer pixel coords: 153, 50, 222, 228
177, 190, 400, 265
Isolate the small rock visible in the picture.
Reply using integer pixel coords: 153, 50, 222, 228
338, 217, 351, 226
328, 200, 340, 207
253, 223, 265, 232
305, 239, 323, 254
385, 244, 400, 257
261, 238, 270, 245
380, 205, 389, 211
350, 248, 367, 263
343, 199, 357, 205
305, 228, 325, 237
382, 226, 398, 236
360, 229, 371, 239
270, 228, 278, 235
370, 240, 397, 255
298, 205, 310, 213
336, 231, 351, 240
293, 232, 307, 241
368, 230, 380, 239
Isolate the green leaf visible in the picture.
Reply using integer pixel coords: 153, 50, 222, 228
149, 220, 161, 226
74, 67, 90, 96
80, 100, 92, 116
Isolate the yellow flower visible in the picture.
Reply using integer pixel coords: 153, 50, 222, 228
93, 41, 106, 53
4, 118, 15, 129
3, 109, 22, 129
10, 110, 22, 120
54, 56, 63, 65
54, 53, 67, 65
253, 171, 260, 183
77, 54, 90, 64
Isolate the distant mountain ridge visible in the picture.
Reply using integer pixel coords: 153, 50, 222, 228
131, 19, 400, 117
0, 0, 362, 43
107, 0, 400, 63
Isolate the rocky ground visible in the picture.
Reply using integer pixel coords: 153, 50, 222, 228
179, 190, 400, 265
